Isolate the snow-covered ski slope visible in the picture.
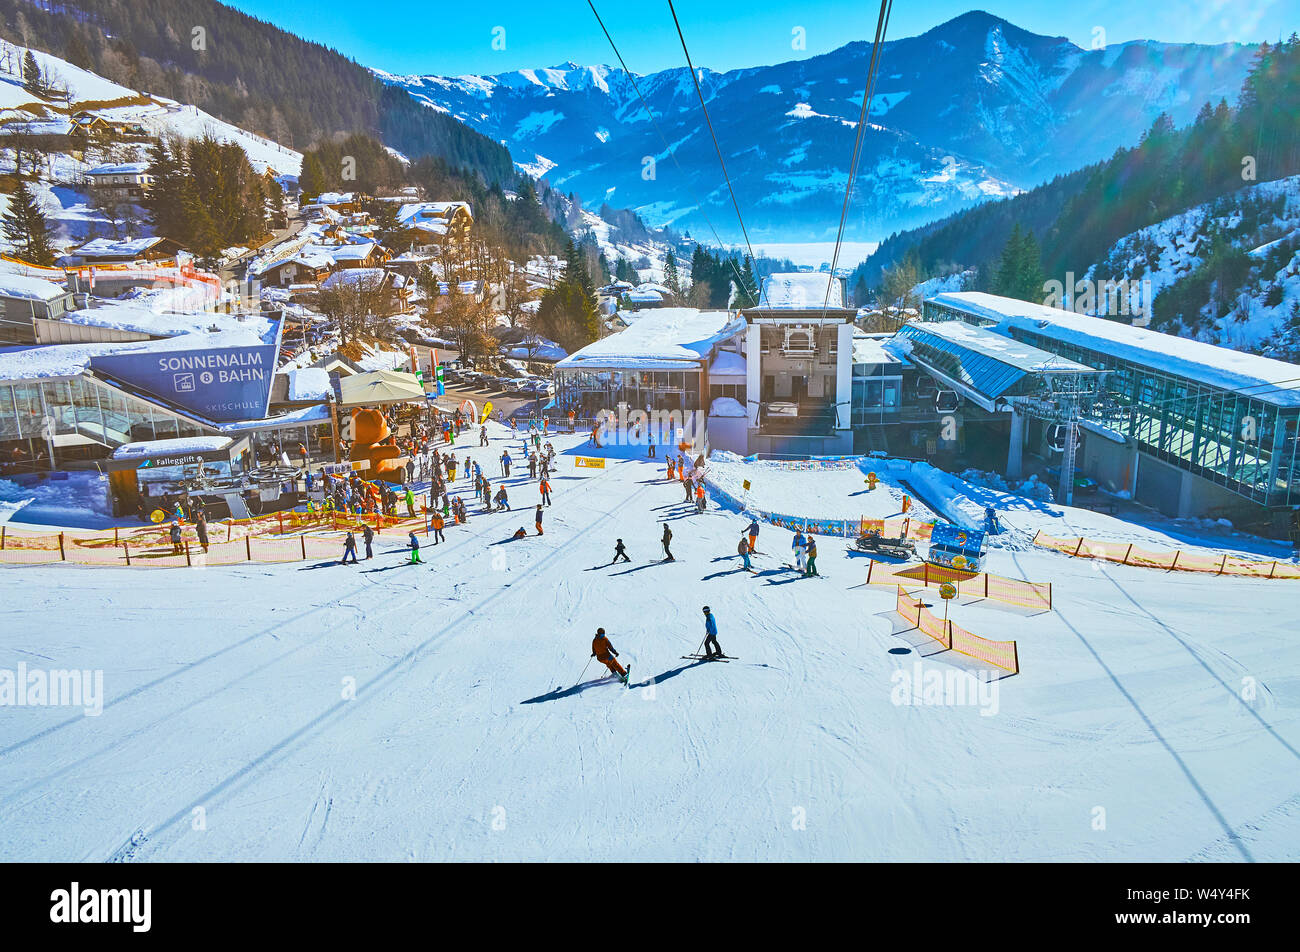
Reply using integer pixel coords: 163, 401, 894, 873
1, 425, 1297, 861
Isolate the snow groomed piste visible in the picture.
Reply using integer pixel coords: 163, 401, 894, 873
1, 421, 1298, 861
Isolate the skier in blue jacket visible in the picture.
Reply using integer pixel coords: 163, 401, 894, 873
701, 606, 724, 660
792, 529, 807, 572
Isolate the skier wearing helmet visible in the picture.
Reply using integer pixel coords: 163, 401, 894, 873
591, 628, 628, 683
701, 606, 723, 660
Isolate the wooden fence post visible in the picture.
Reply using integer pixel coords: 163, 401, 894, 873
1031, 529, 1040, 545
301, 535, 307, 560
1218, 554, 1228, 575
122, 542, 130, 566
1073, 537, 1086, 556
1269, 561, 1278, 580
866, 561, 873, 585
184, 540, 192, 567
246, 535, 252, 561
1, 525, 5, 549
113, 526, 119, 545
58, 532, 65, 561
1122, 544, 1133, 565
1169, 550, 1180, 570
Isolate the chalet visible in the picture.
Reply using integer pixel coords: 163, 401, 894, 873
85, 162, 154, 204
310, 191, 360, 214
257, 250, 335, 288
393, 201, 473, 250
60, 236, 184, 267
70, 113, 110, 136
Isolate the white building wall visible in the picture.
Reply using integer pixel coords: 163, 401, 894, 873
835, 322, 852, 430
745, 323, 762, 430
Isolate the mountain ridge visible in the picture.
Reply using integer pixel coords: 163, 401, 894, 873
375, 12, 1257, 243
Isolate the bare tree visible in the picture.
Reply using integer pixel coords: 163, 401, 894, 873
316, 272, 392, 345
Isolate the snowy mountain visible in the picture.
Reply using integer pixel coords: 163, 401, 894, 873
375, 12, 1256, 243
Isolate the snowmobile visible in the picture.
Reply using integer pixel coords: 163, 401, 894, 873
853, 528, 916, 559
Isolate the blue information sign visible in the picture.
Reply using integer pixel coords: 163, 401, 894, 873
91, 329, 281, 423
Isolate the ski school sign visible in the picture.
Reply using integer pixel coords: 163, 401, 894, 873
90, 330, 281, 423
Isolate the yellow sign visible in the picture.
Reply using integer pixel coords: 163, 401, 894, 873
574, 456, 606, 469
149, 509, 167, 524
742, 479, 751, 491
480, 401, 494, 423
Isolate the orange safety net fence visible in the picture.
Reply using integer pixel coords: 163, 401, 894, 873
1033, 531, 1300, 580
894, 586, 1019, 673
868, 560, 1052, 611
0, 511, 432, 569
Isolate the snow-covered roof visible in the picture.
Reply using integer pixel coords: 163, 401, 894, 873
902, 319, 1092, 374
0, 325, 276, 383
314, 192, 356, 204
708, 350, 747, 377
285, 367, 331, 402
112, 436, 234, 460
395, 201, 471, 227
320, 268, 388, 290
0, 274, 69, 302
325, 241, 378, 262
67, 236, 166, 259
759, 272, 843, 309
217, 403, 331, 432
851, 337, 904, 365
709, 396, 747, 417
556, 308, 742, 371
87, 162, 150, 175
55, 299, 266, 339
930, 291, 1300, 407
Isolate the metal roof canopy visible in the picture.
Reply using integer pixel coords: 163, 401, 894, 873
337, 369, 426, 407
897, 322, 1100, 411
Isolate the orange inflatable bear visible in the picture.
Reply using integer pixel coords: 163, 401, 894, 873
349, 408, 407, 483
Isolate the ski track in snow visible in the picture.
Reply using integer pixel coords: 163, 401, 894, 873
1, 425, 1298, 861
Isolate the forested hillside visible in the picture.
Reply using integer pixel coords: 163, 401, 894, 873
0, 0, 515, 182
853, 35, 1300, 296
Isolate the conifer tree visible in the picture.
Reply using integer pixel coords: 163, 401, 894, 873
3, 177, 56, 265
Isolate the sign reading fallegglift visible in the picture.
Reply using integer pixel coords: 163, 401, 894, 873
91, 334, 281, 423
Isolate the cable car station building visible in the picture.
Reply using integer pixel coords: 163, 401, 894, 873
922, 292, 1300, 532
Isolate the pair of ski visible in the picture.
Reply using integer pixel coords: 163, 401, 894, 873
681, 654, 738, 663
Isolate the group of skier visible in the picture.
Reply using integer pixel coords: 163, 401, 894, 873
589, 605, 725, 687
337, 417, 559, 564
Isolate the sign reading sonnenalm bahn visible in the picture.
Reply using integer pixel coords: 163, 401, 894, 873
90, 326, 282, 424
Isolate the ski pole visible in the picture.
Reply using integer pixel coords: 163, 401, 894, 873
575, 655, 594, 686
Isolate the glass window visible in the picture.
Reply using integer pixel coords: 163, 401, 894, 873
13, 384, 41, 438
0, 385, 16, 439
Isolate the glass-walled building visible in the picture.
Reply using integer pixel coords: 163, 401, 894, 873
925, 292, 1300, 517
554, 308, 740, 420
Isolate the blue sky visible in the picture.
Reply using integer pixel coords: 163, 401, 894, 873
226, 0, 1291, 76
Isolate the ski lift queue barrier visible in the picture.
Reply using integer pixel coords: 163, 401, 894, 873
1032, 531, 1300, 580
894, 587, 1020, 674
868, 559, 1052, 612
0, 512, 428, 568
